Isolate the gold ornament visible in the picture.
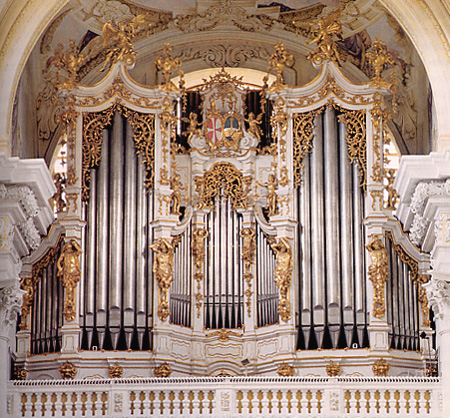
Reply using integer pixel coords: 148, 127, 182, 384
57, 240, 83, 322
53, 172, 66, 213
418, 286, 431, 328
195, 162, 251, 211
244, 112, 263, 142
269, 237, 293, 322
240, 227, 256, 316
339, 110, 367, 193
326, 360, 341, 377
306, 10, 344, 66
258, 174, 279, 218
267, 41, 293, 90
385, 168, 398, 210
154, 363, 172, 377
52, 40, 85, 90
169, 173, 184, 216
59, 361, 77, 380
207, 328, 243, 342
109, 362, 124, 379
366, 39, 395, 89
99, 14, 147, 72
182, 112, 203, 143
277, 363, 295, 377
372, 359, 390, 377
150, 238, 175, 321
366, 237, 389, 318
155, 43, 182, 92
293, 112, 316, 187
15, 366, 27, 381
191, 228, 209, 317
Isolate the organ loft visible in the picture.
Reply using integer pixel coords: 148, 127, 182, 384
14, 31, 433, 380
3, 1, 448, 416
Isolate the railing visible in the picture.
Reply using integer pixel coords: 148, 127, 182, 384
7, 376, 442, 417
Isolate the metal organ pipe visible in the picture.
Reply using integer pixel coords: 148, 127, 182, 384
311, 112, 326, 347
338, 120, 354, 346
109, 111, 124, 349
96, 129, 109, 348
123, 122, 137, 348
324, 108, 341, 348
136, 158, 146, 341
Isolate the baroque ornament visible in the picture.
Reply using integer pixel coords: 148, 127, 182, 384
372, 359, 390, 377
240, 227, 256, 316
57, 240, 83, 322
326, 360, 341, 377
150, 237, 175, 321
154, 363, 172, 377
195, 162, 251, 211
109, 362, 124, 379
60, 361, 78, 380
339, 109, 367, 193
277, 363, 295, 377
0, 283, 25, 330
366, 236, 389, 318
269, 237, 293, 322
191, 228, 209, 317
306, 10, 344, 66
292, 112, 316, 187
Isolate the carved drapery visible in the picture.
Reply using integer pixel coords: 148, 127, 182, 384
82, 105, 155, 201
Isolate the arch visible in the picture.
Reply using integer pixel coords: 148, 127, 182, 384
1, 0, 450, 153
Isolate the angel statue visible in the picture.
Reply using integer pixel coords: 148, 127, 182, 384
182, 112, 203, 142
244, 112, 263, 142
99, 14, 147, 71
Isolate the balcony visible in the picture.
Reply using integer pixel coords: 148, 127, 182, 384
7, 376, 442, 417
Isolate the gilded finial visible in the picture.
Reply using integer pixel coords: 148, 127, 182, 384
155, 43, 182, 92
267, 42, 293, 90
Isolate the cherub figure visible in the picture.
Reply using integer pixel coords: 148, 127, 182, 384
244, 112, 263, 142
182, 112, 203, 142
258, 174, 279, 217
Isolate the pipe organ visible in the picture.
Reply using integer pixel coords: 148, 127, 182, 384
17, 42, 434, 380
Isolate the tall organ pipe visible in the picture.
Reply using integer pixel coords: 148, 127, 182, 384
324, 108, 341, 348
109, 111, 124, 349
123, 122, 137, 348
311, 112, 326, 347
338, 120, 355, 346
96, 129, 109, 348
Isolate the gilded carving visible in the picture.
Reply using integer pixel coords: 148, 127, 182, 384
326, 360, 341, 377
269, 237, 293, 322
169, 173, 184, 216
293, 112, 316, 187
267, 42, 293, 90
418, 286, 431, 328
109, 362, 124, 379
99, 14, 147, 71
154, 363, 172, 377
14, 366, 27, 381
306, 10, 344, 66
57, 240, 83, 322
195, 162, 251, 211
258, 174, 279, 218
150, 238, 175, 321
339, 110, 367, 193
52, 40, 85, 90
240, 227, 256, 316
366, 236, 389, 318
385, 168, 398, 210
366, 39, 395, 89
277, 363, 295, 377
192, 228, 209, 318
53, 172, 66, 213
155, 43, 182, 92
244, 112, 263, 142
60, 361, 77, 380
207, 328, 243, 342
372, 359, 390, 377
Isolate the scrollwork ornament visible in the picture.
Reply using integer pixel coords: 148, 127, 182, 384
57, 240, 83, 322
424, 278, 450, 323
366, 236, 389, 318
293, 112, 315, 187
240, 227, 256, 316
277, 363, 295, 376
372, 359, 390, 377
154, 363, 172, 377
